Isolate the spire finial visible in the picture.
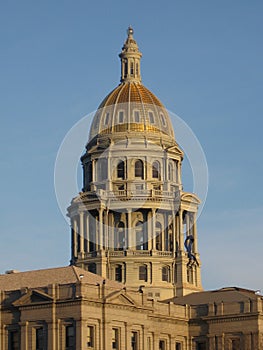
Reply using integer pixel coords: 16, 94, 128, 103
119, 26, 142, 83
127, 26, 134, 36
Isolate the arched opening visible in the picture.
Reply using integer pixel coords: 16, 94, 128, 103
135, 160, 144, 179
135, 221, 147, 250
152, 161, 160, 179
117, 160, 125, 179
130, 61, 134, 75
115, 222, 125, 251
155, 222, 162, 251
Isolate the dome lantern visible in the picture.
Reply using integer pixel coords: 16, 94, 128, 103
119, 26, 142, 83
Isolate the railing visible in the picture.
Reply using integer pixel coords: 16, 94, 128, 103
77, 189, 179, 203
79, 250, 173, 259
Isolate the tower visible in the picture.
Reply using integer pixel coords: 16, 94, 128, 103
68, 27, 202, 298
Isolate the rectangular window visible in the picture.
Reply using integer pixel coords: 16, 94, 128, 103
9, 330, 20, 350
112, 328, 119, 349
119, 111, 124, 123
36, 328, 45, 350
66, 325, 75, 350
159, 340, 166, 350
147, 337, 152, 350
149, 111, 154, 124
196, 342, 206, 350
139, 265, 147, 281
175, 343, 182, 350
131, 331, 138, 350
134, 111, 140, 122
87, 325, 94, 348
231, 339, 240, 350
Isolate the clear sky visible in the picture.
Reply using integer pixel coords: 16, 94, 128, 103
1, 0, 263, 291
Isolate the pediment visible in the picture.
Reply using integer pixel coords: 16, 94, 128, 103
13, 289, 53, 307
165, 144, 184, 157
106, 291, 136, 306
181, 192, 201, 208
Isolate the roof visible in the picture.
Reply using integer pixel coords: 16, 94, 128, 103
98, 82, 163, 108
0, 266, 123, 291
164, 287, 260, 305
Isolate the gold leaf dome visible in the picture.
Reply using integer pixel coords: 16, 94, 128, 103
89, 27, 175, 141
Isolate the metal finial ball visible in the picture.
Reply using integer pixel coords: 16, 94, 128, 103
127, 26, 134, 36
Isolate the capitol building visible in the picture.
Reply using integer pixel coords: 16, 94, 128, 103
0, 28, 262, 350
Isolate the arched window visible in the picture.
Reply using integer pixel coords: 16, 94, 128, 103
130, 62, 134, 75
115, 222, 125, 251
135, 160, 144, 179
139, 265, 147, 281
162, 266, 170, 282
135, 221, 148, 250
117, 160, 125, 179
115, 265, 122, 282
88, 263, 96, 274
124, 60, 128, 78
155, 222, 162, 251
152, 161, 160, 179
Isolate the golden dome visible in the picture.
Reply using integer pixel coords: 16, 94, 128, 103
88, 28, 175, 141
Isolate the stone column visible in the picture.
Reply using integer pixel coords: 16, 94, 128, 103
152, 208, 156, 250
172, 211, 176, 254
73, 218, 78, 257
20, 321, 28, 350
85, 212, 90, 253
147, 211, 152, 250
178, 210, 184, 251
97, 208, 103, 250
192, 212, 198, 253
79, 212, 84, 255
127, 209, 132, 249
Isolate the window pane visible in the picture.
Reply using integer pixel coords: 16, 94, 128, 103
135, 160, 143, 178
115, 265, 122, 282
66, 325, 75, 349
112, 328, 119, 349
152, 161, 160, 179
119, 111, 124, 123
9, 330, 20, 350
131, 332, 138, 350
175, 343, 181, 350
139, 265, 147, 281
196, 342, 206, 350
87, 326, 94, 347
117, 161, 125, 179
36, 328, 44, 350
134, 111, 140, 123
159, 340, 166, 350
149, 112, 154, 124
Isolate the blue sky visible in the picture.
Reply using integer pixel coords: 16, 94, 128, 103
1, 1, 263, 291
